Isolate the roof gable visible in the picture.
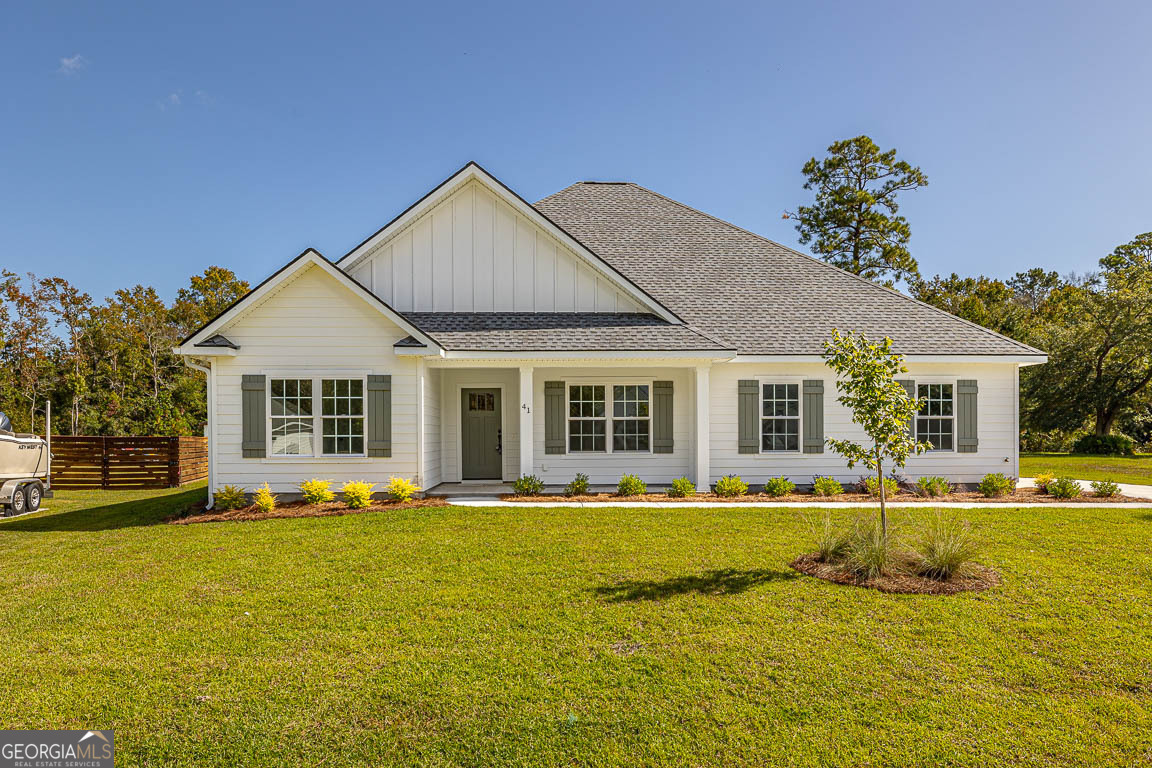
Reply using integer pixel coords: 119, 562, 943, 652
336, 162, 680, 322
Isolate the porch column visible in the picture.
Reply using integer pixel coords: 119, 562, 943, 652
695, 364, 711, 489
519, 366, 534, 478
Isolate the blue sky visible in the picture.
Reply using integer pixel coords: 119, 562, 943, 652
3, 1, 1150, 301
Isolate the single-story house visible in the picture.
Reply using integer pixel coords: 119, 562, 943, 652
175, 162, 1046, 504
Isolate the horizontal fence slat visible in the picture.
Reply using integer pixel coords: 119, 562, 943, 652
45, 436, 207, 489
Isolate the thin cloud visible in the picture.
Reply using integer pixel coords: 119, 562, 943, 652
157, 91, 182, 110
57, 54, 88, 75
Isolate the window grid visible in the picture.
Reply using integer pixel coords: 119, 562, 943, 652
612, 385, 650, 452
322, 378, 364, 455
916, 383, 954, 451
270, 378, 313, 456
761, 383, 800, 452
568, 385, 606, 452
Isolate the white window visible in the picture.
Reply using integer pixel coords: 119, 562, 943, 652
761, 383, 800, 452
612, 385, 650, 452
567, 383, 651, 453
916, 383, 954, 451
269, 376, 366, 457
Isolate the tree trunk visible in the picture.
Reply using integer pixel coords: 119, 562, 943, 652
1095, 408, 1116, 436
876, 455, 887, 540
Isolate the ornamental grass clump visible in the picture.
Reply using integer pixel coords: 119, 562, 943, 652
616, 474, 647, 496
253, 483, 277, 514
342, 481, 376, 509
299, 478, 335, 504
667, 477, 696, 498
214, 485, 247, 511
564, 473, 590, 497
385, 476, 421, 502
1047, 476, 1082, 500
1090, 479, 1121, 498
763, 477, 796, 497
914, 514, 983, 580
811, 476, 844, 497
808, 512, 851, 562
714, 475, 748, 498
844, 515, 894, 580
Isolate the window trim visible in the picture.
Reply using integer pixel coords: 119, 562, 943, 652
756, 376, 805, 455
565, 380, 654, 454
913, 377, 958, 454
262, 370, 371, 459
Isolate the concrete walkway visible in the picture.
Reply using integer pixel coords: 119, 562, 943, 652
445, 477, 1152, 509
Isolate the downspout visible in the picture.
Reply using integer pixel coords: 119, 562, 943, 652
184, 357, 216, 509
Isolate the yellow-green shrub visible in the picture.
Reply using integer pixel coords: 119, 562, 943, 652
342, 480, 376, 509
214, 484, 248, 511
1033, 472, 1055, 493
253, 483, 277, 514
299, 478, 334, 504
714, 475, 748, 497
385, 476, 420, 502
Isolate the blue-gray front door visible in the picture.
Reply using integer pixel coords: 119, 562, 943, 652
462, 388, 501, 480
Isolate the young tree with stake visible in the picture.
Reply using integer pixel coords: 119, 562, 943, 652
822, 330, 929, 537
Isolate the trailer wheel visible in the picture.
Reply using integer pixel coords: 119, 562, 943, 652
26, 483, 42, 512
10, 486, 26, 515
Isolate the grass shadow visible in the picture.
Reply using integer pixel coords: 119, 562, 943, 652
0, 486, 205, 532
592, 568, 798, 602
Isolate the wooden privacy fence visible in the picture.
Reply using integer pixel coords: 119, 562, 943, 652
48, 436, 208, 490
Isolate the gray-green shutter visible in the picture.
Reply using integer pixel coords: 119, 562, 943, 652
897, 379, 916, 438
367, 375, 392, 457
738, 380, 759, 454
956, 379, 978, 453
802, 380, 824, 454
241, 375, 266, 458
652, 381, 674, 454
544, 381, 566, 454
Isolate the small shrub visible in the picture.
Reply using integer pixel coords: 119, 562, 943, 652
564, 473, 590, 497
510, 474, 543, 496
1090, 479, 1121, 498
845, 515, 895, 579
385, 476, 421, 502
253, 483, 277, 514
1033, 471, 1055, 493
714, 475, 748, 497
1072, 433, 1134, 456
342, 480, 376, 508
977, 472, 1014, 498
763, 477, 796, 497
1048, 476, 1082, 499
214, 484, 247, 511
808, 512, 850, 562
913, 476, 952, 498
811, 476, 844, 497
617, 474, 647, 496
667, 477, 696, 498
861, 475, 900, 498
299, 478, 334, 504
914, 513, 983, 580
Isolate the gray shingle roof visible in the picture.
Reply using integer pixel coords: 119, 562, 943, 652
400, 312, 733, 352
534, 182, 1042, 356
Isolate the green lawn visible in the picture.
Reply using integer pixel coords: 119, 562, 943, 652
1022, 452, 1152, 485
1, 485, 1150, 767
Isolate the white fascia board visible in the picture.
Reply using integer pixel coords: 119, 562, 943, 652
335, 162, 682, 324
175, 249, 443, 355
172, 346, 236, 357
727, 354, 1048, 365
438, 349, 737, 362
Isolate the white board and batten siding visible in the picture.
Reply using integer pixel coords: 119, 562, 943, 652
210, 264, 425, 493
709, 362, 1019, 485
347, 180, 646, 314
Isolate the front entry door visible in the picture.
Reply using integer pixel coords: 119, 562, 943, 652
461, 388, 502, 480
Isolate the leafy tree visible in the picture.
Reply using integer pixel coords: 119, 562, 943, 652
789, 135, 928, 285
0, 272, 57, 432
40, 276, 93, 434
1024, 233, 1152, 437
1007, 268, 1062, 314
170, 266, 249, 337
822, 330, 928, 536
910, 273, 1025, 338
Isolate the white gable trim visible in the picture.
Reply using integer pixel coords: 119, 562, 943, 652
335, 162, 682, 324
174, 249, 443, 355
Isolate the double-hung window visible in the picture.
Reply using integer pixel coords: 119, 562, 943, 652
567, 383, 651, 452
761, 383, 800, 452
269, 376, 366, 457
916, 383, 954, 451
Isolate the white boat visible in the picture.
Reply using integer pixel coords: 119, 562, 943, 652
0, 412, 49, 515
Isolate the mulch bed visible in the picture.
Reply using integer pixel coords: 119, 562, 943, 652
501, 488, 1138, 504
790, 552, 1001, 595
169, 497, 448, 524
